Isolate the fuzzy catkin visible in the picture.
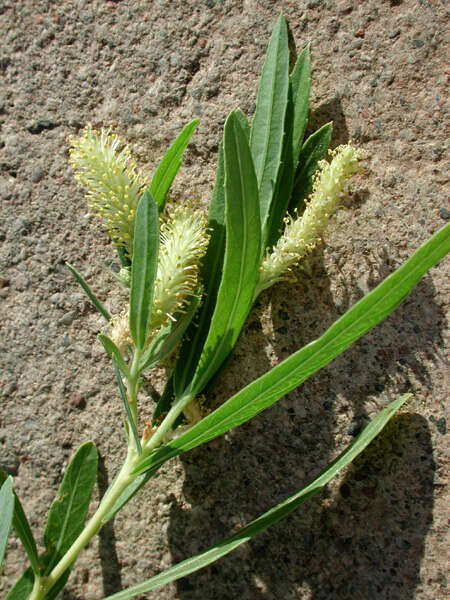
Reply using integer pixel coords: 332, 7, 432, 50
149, 206, 209, 331
257, 144, 362, 294
69, 125, 147, 251
110, 207, 209, 349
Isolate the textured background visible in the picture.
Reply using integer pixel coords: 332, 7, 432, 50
0, 1, 449, 599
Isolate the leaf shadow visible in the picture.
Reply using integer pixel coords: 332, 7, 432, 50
97, 454, 123, 596
163, 244, 444, 599
244, 412, 435, 600
308, 95, 350, 148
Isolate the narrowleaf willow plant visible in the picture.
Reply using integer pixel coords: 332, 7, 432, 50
1, 14, 449, 600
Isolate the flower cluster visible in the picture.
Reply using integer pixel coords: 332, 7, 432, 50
69, 125, 148, 251
110, 206, 209, 350
149, 206, 209, 332
257, 144, 363, 293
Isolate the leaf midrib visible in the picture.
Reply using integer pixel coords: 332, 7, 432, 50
178, 226, 226, 393
53, 457, 86, 555
193, 128, 249, 392
251, 19, 286, 220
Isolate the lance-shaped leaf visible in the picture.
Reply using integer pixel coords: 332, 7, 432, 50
290, 122, 332, 212
173, 141, 226, 399
0, 467, 39, 576
129, 190, 159, 350
250, 13, 289, 230
234, 108, 250, 140
263, 44, 311, 248
263, 83, 295, 249
66, 262, 111, 322
98, 334, 130, 379
0, 476, 14, 568
104, 394, 409, 600
112, 359, 142, 455
43, 442, 98, 575
133, 223, 450, 475
186, 112, 261, 397
150, 119, 199, 211
139, 293, 201, 373
290, 44, 311, 164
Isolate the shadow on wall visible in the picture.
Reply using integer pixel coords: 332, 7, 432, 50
168, 415, 434, 600
308, 97, 350, 148
92, 103, 444, 600
60, 456, 123, 600
163, 245, 443, 600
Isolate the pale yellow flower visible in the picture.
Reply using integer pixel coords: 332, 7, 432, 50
69, 125, 147, 251
110, 310, 133, 354
150, 206, 209, 331
110, 206, 209, 348
257, 144, 363, 295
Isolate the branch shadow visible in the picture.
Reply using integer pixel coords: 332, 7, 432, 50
97, 454, 123, 596
164, 244, 444, 599
308, 96, 350, 148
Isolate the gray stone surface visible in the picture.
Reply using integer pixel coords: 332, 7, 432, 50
0, 1, 449, 599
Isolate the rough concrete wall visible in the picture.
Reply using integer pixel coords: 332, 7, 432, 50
0, 1, 448, 599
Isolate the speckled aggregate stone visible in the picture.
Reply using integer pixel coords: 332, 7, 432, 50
0, 1, 449, 599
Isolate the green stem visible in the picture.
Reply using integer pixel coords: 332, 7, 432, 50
30, 573, 42, 599
28, 355, 192, 600
126, 348, 142, 449
29, 447, 139, 600
142, 393, 194, 453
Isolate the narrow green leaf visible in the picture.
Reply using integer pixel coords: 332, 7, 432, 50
66, 262, 111, 322
290, 44, 311, 162
187, 112, 261, 397
150, 119, 199, 211
234, 108, 250, 140
290, 122, 332, 212
98, 334, 130, 379
43, 442, 98, 574
6, 564, 71, 600
263, 82, 295, 249
0, 476, 14, 568
112, 359, 142, 455
5, 570, 34, 600
173, 141, 226, 399
263, 45, 311, 248
134, 223, 450, 475
0, 467, 40, 576
250, 13, 289, 229
107, 394, 409, 600
129, 189, 159, 350
139, 293, 201, 373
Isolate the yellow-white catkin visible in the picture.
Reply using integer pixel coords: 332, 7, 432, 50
257, 144, 363, 293
110, 206, 209, 348
69, 125, 147, 250
110, 311, 133, 354
150, 206, 209, 332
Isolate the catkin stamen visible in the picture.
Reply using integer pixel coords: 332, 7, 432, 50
109, 206, 210, 347
69, 125, 147, 252
257, 144, 363, 294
